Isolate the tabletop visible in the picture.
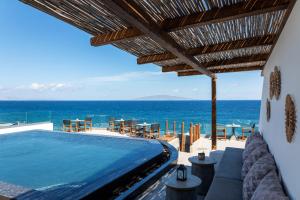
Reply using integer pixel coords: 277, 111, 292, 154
188, 156, 216, 165
226, 123, 241, 128
137, 123, 151, 126
114, 119, 125, 122
71, 119, 85, 122
165, 173, 201, 190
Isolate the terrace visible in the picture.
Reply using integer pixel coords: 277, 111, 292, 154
1, 0, 298, 199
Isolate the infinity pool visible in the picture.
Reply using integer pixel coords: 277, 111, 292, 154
0, 131, 165, 199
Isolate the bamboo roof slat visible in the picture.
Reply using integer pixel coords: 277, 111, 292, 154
21, 0, 296, 76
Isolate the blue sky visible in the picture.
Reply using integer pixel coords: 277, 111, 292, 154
0, 1, 263, 100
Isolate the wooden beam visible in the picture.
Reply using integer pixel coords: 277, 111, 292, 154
178, 65, 263, 76
101, 0, 214, 77
91, 1, 288, 46
138, 35, 274, 64
91, 28, 142, 46
211, 77, 217, 150
162, 54, 269, 72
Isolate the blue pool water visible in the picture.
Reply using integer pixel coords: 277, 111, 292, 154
0, 100, 261, 134
0, 131, 163, 192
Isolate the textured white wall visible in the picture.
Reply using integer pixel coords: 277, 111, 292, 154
0, 122, 53, 134
259, 2, 300, 199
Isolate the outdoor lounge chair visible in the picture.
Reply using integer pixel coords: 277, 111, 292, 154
123, 120, 137, 135
216, 125, 227, 139
145, 123, 160, 139
78, 117, 92, 132
62, 119, 75, 132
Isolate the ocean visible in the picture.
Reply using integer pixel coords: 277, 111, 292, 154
0, 100, 261, 135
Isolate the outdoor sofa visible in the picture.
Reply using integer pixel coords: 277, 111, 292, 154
205, 134, 289, 200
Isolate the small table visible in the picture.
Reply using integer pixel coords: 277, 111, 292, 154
226, 123, 241, 138
165, 173, 201, 200
188, 156, 216, 195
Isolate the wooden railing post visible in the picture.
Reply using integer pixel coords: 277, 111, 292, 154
158, 126, 160, 139
181, 121, 185, 152
165, 119, 169, 135
199, 123, 201, 139
173, 121, 176, 136
212, 77, 217, 150
190, 122, 193, 146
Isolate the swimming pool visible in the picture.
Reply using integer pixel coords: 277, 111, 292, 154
0, 131, 177, 199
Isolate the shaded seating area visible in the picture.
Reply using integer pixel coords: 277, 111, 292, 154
205, 134, 288, 200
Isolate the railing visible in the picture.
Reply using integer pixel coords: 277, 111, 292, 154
0, 111, 259, 136
0, 111, 52, 127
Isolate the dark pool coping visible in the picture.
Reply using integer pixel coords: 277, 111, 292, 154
0, 131, 178, 200
115, 140, 178, 200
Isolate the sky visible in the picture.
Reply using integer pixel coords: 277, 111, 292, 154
0, 1, 263, 100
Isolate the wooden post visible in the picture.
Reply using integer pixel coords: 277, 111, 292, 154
212, 77, 217, 150
199, 123, 201, 138
165, 120, 169, 135
158, 126, 160, 139
181, 121, 185, 152
173, 121, 176, 136
190, 122, 193, 146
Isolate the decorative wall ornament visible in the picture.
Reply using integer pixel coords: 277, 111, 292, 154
273, 67, 281, 100
285, 95, 296, 143
266, 98, 271, 122
269, 72, 274, 99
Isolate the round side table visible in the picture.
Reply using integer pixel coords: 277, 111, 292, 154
165, 173, 201, 200
188, 156, 216, 195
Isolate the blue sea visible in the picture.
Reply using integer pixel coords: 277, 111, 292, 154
0, 101, 260, 135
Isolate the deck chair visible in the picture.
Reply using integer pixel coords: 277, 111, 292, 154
63, 120, 75, 132
146, 123, 160, 139
78, 117, 92, 132
108, 117, 115, 131
216, 125, 227, 139
123, 120, 137, 135
240, 123, 256, 140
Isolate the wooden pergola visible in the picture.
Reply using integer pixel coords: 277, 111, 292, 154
21, 0, 295, 149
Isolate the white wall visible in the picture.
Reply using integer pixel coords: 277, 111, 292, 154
259, 2, 300, 199
0, 122, 53, 134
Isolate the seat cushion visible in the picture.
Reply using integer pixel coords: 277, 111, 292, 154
251, 170, 288, 200
243, 153, 277, 200
241, 143, 268, 179
205, 177, 243, 200
245, 133, 263, 148
215, 147, 243, 181
243, 138, 265, 161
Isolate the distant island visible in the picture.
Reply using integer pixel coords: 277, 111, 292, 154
135, 95, 192, 100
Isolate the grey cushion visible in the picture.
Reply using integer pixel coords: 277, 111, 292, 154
215, 147, 243, 180
251, 170, 288, 200
245, 133, 263, 148
243, 153, 276, 200
241, 144, 268, 179
243, 138, 265, 161
205, 177, 243, 200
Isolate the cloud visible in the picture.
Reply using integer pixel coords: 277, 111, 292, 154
30, 83, 69, 91
87, 71, 162, 83
192, 88, 199, 92
16, 82, 71, 92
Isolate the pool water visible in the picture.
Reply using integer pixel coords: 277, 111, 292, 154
0, 131, 163, 193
